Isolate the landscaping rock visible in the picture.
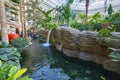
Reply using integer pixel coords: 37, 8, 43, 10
53, 27, 120, 74
103, 60, 120, 74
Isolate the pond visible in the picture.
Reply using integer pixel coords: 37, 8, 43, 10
21, 40, 120, 80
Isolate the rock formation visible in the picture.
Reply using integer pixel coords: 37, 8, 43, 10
53, 27, 120, 74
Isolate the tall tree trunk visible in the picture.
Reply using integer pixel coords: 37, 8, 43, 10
104, 0, 107, 12
20, 0, 24, 38
24, 0, 27, 38
85, 0, 89, 23
0, 0, 9, 44
20, 0, 27, 38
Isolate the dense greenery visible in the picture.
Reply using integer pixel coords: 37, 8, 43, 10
47, 22, 58, 30
0, 42, 21, 66
70, 11, 120, 32
0, 60, 32, 80
109, 48, 120, 62
11, 38, 30, 52
0, 47, 21, 66
0, 39, 31, 80
98, 22, 115, 47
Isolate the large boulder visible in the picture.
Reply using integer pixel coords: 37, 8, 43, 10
53, 27, 80, 51
53, 27, 120, 74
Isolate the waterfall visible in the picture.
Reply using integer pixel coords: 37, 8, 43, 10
42, 30, 52, 46
46, 30, 52, 44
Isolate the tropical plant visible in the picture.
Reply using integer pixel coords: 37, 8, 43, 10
106, 12, 120, 31
11, 38, 30, 52
98, 22, 115, 37
109, 48, 120, 62
54, 12, 65, 25
78, 14, 86, 24
47, 22, 58, 30
88, 12, 107, 31
0, 42, 12, 48
56, 0, 75, 26
107, 4, 114, 16
98, 22, 115, 47
0, 60, 32, 80
37, 9, 54, 29
109, 52, 120, 62
100, 76, 106, 80
70, 20, 90, 31
0, 47, 21, 66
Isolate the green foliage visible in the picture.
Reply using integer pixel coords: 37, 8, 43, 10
54, 12, 65, 25
70, 20, 90, 31
98, 22, 115, 47
98, 22, 115, 37
100, 76, 106, 80
47, 22, 58, 30
0, 60, 32, 80
56, 0, 75, 26
108, 12, 120, 22
99, 37, 111, 47
11, 0, 20, 4
88, 12, 107, 31
107, 4, 114, 16
0, 47, 21, 66
93, 23, 103, 31
109, 52, 120, 62
79, 14, 86, 24
106, 12, 120, 31
38, 9, 54, 23
11, 38, 30, 52
0, 42, 12, 48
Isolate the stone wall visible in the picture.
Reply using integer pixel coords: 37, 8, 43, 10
53, 27, 120, 74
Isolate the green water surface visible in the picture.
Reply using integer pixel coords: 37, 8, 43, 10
21, 40, 120, 80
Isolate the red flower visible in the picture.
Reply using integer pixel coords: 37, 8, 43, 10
102, 25, 106, 29
105, 22, 109, 26
8, 33, 19, 41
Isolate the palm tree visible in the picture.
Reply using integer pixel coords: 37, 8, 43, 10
0, 0, 9, 44
56, 0, 75, 26
85, 0, 89, 23
26, 0, 45, 31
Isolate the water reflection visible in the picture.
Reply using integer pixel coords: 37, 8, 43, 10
21, 40, 120, 80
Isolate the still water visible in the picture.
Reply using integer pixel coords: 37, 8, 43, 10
21, 40, 120, 80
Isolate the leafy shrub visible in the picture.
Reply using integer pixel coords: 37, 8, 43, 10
107, 12, 120, 32
0, 60, 32, 80
88, 12, 107, 30
98, 22, 115, 47
47, 22, 58, 30
98, 22, 115, 37
70, 20, 90, 31
0, 47, 21, 66
107, 4, 114, 16
93, 23, 103, 31
0, 42, 11, 48
109, 52, 120, 62
11, 38, 30, 52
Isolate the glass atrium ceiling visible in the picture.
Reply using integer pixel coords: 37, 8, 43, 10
42, 0, 120, 15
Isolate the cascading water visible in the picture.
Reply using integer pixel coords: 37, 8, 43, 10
42, 30, 52, 46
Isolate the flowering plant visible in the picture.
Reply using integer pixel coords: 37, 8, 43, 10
98, 22, 115, 37
98, 22, 115, 47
